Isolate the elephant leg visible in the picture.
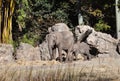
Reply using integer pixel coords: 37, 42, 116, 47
49, 48, 53, 60
69, 52, 73, 62
65, 52, 69, 62
88, 54, 92, 60
85, 52, 92, 60
66, 50, 73, 62
74, 52, 78, 61
52, 48, 56, 60
58, 46, 62, 62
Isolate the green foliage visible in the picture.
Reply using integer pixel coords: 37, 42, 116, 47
78, 0, 115, 35
13, 0, 117, 45
17, 10, 26, 28
16, 0, 30, 29
20, 34, 34, 45
20, 34, 39, 46
14, 0, 71, 45
94, 20, 111, 31
89, 9, 103, 18
51, 9, 68, 23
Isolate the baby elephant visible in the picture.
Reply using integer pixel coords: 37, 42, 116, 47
73, 42, 92, 60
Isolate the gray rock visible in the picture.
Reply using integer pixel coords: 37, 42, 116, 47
75, 25, 120, 58
87, 32, 118, 53
0, 44, 14, 63
87, 30, 119, 57
39, 41, 50, 61
16, 43, 41, 61
98, 54, 110, 58
75, 25, 94, 41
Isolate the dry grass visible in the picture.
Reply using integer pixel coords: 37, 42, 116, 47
0, 58, 120, 81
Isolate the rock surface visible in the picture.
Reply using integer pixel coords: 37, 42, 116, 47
16, 43, 41, 61
87, 31, 119, 57
39, 41, 50, 61
0, 44, 14, 63
75, 25, 120, 58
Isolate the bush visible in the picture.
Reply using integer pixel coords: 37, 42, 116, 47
94, 20, 111, 31
14, 0, 71, 45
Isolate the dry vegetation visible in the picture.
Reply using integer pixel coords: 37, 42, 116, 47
0, 57, 120, 81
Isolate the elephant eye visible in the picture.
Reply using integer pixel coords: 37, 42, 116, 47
77, 27, 79, 30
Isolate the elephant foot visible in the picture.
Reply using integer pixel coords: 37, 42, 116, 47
87, 55, 92, 61
65, 58, 73, 63
56, 57, 65, 62
65, 60, 72, 63
49, 58, 53, 61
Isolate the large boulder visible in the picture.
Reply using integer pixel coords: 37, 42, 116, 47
87, 32, 118, 53
15, 43, 41, 61
75, 25, 119, 58
39, 41, 50, 61
75, 25, 94, 41
0, 44, 14, 63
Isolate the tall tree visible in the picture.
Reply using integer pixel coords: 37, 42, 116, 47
0, 0, 15, 43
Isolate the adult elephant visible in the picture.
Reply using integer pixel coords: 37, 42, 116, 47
46, 31, 74, 62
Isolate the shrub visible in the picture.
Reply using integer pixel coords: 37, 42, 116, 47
94, 20, 111, 31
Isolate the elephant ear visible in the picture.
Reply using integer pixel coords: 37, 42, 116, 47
52, 34, 57, 41
45, 34, 49, 42
53, 33, 60, 44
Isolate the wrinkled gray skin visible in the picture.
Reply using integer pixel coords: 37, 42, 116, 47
73, 42, 92, 60
48, 23, 70, 33
46, 31, 74, 62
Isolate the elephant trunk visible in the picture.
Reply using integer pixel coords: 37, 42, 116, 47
48, 45, 53, 60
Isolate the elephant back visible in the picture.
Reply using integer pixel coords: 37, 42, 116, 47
60, 31, 73, 39
48, 23, 70, 33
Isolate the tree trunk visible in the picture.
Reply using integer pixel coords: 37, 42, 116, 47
0, 0, 15, 43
